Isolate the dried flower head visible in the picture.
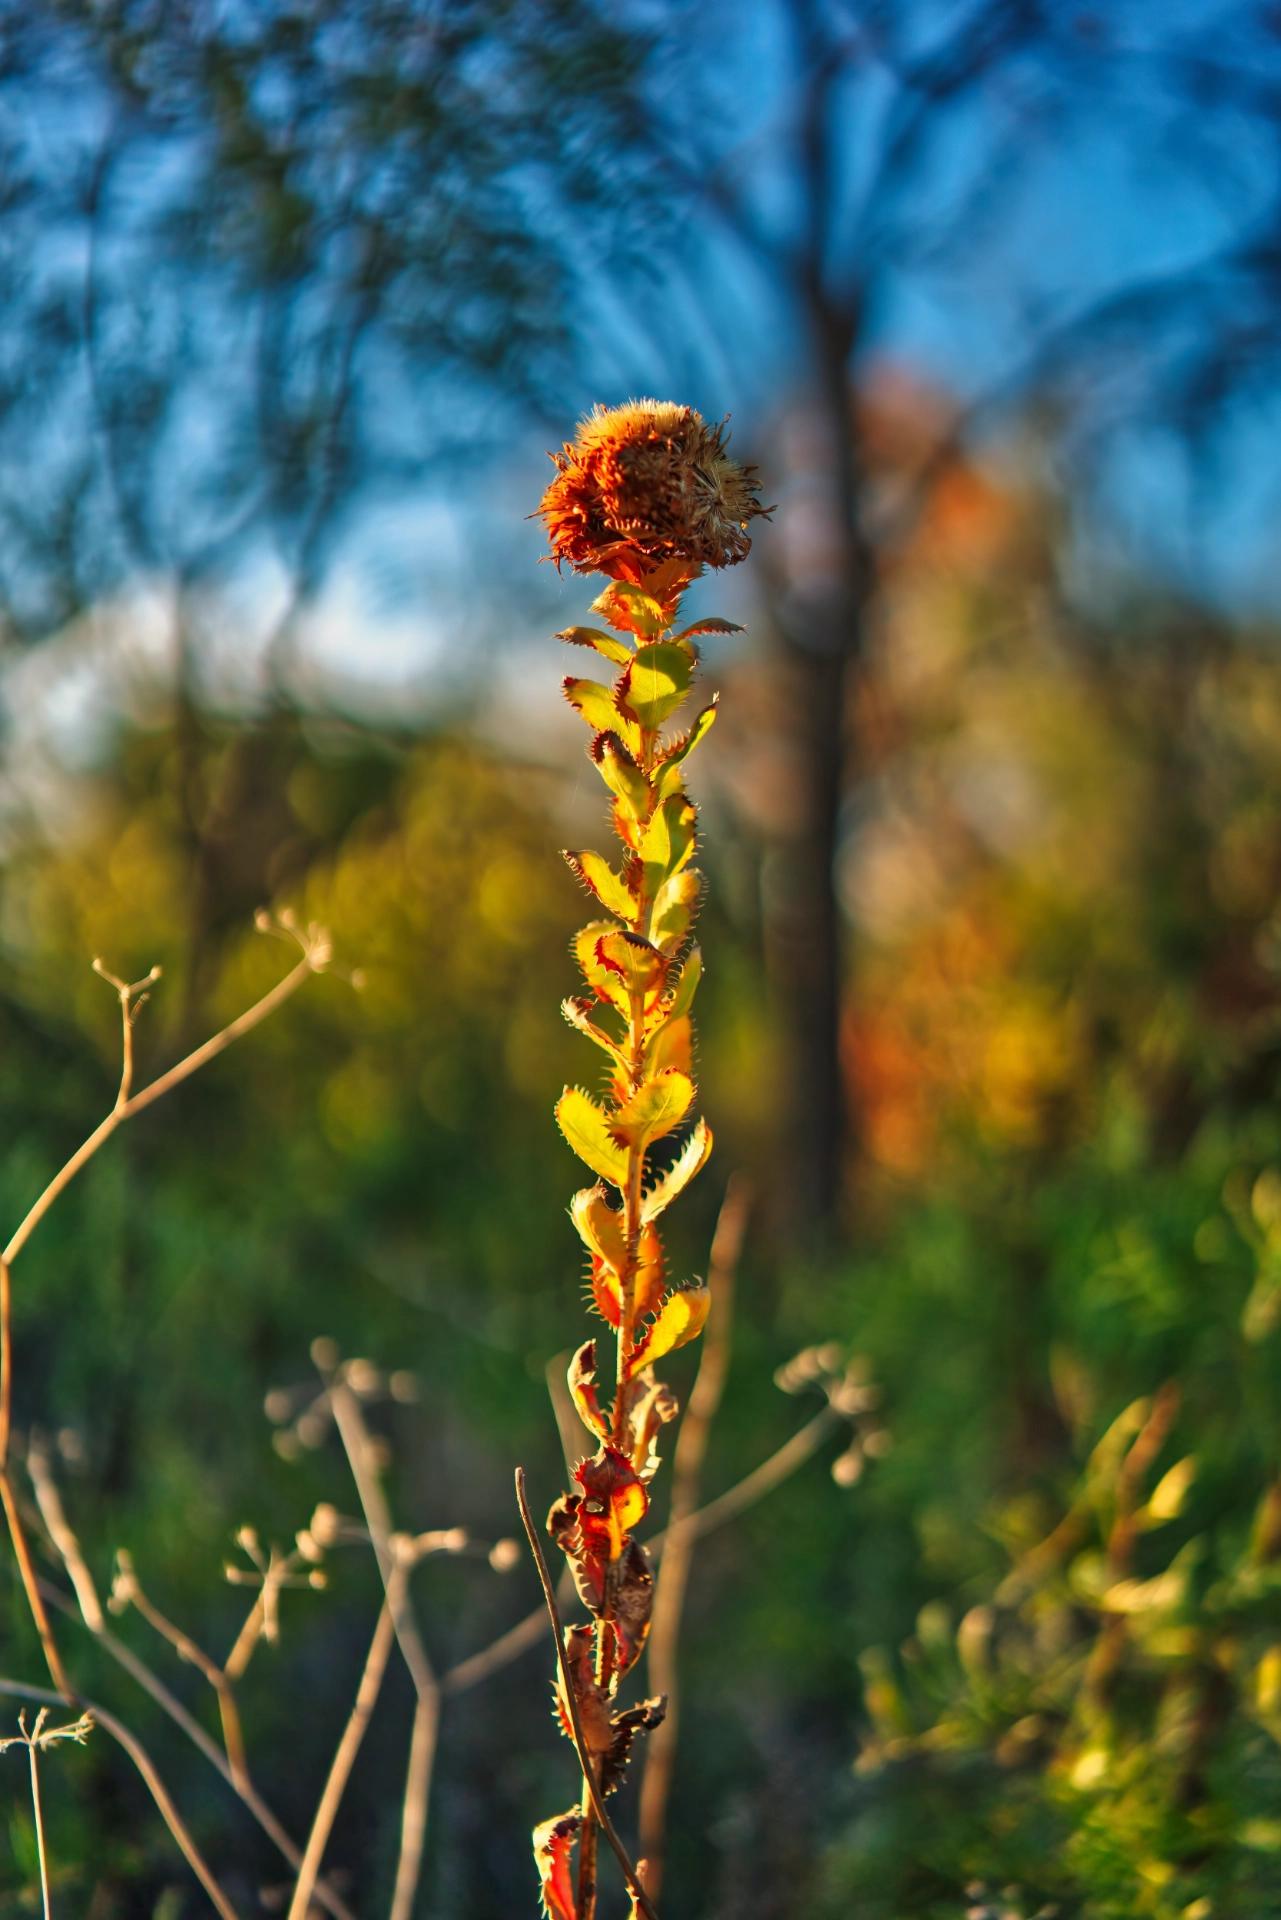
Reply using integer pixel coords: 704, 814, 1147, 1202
538, 398, 770, 577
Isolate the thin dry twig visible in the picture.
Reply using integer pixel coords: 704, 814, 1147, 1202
638, 1176, 750, 1900
325, 1365, 442, 1920
514, 1468, 661, 1920
286, 1568, 404, 1920
110, 1549, 250, 1791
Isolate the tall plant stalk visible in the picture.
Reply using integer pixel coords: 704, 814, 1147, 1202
523, 401, 768, 1919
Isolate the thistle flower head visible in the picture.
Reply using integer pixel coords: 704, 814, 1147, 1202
538, 398, 770, 578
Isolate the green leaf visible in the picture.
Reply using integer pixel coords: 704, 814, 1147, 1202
557, 626, 634, 666
591, 732, 651, 818
649, 867, 702, 953
570, 1184, 628, 1271
592, 581, 667, 638
563, 849, 636, 921
640, 1118, 713, 1225
617, 643, 695, 730
658, 699, 718, 781
609, 1069, 695, 1151
563, 677, 641, 752
640, 792, 697, 900
671, 617, 743, 640
555, 1088, 629, 1188
627, 1283, 711, 1377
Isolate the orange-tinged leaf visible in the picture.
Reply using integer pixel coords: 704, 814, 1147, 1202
634, 1224, 667, 1318
592, 580, 666, 637
555, 1088, 629, 1188
561, 997, 627, 1065
640, 792, 697, 899
672, 616, 743, 640
571, 1186, 628, 1270
574, 920, 630, 1016
555, 1623, 613, 1754
645, 1012, 692, 1077
649, 866, 702, 953
607, 1539, 655, 1679
563, 848, 636, 921
627, 1282, 711, 1377
640, 1117, 713, 1224
533, 1808, 581, 1920
568, 1340, 610, 1440
575, 1446, 648, 1562
616, 642, 694, 730
589, 1254, 622, 1326
563, 677, 641, 752
557, 625, 634, 666
594, 929, 668, 1004
609, 1069, 694, 1150
591, 731, 651, 818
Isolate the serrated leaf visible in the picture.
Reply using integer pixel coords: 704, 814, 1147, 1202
574, 920, 630, 1016
649, 867, 702, 953
595, 929, 669, 1004
660, 946, 703, 1025
563, 849, 636, 921
592, 580, 667, 637
616, 642, 695, 730
601, 1696, 666, 1794
640, 792, 697, 899
577, 1446, 648, 1560
532, 1809, 581, 1920
561, 997, 627, 1066
556, 1088, 628, 1188
557, 625, 634, 666
659, 699, 718, 777
627, 1282, 711, 1376
568, 1340, 609, 1441
609, 1070, 695, 1150
671, 616, 744, 640
571, 1185, 628, 1270
591, 731, 651, 817
644, 1012, 692, 1077
564, 676, 640, 751
641, 1117, 713, 1225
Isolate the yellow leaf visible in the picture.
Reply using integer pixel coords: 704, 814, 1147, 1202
591, 732, 651, 818
555, 1088, 629, 1188
568, 1340, 609, 1440
627, 1283, 711, 1377
640, 1118, 713, 1224
645, 1012, 692, 1078
640, 793, 697, 900
656, 697, 718, 786
609, 1070, 695, 1150
557, 625, 634, 666
563, 849, 636, 921
575, 920, 630, 1017
594, 929, 668, 1005
563, 676, 641, 752
649, 867, 702, 952
561, 997, 627, 1066
570, 1184, 629, 1271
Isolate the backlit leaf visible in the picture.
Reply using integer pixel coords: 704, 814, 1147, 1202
561, 997, 627, 1066
575, 1446, 648, 1560
575, 921, 630, 1017
591, 731, 651, 818
671, 616, 743, 640
657, 699, 718, 780
571, 1184, 628, 1271
555, 1087, 629, 1188
594, 929, 668, 1004
568, 1340, 610, 1443
554, 1622, 613, 1754
609, 1070, 694, 1150
655, 946, 702, 1027
640, 1117, 713, 1224
640, 792, 697, 899
563, 677, 641, 752
557, 625, 634, 666
616, 642, 694, 730
532, 1809, 581, 1920
601, 1696, 666, 1794
644, 1012, 692, 1077
627, 1282, 711, 1376
563, 849, 636, 921
649, 867, 702, 952
592, 580, 666, 637
607, 1540, 655, 1680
